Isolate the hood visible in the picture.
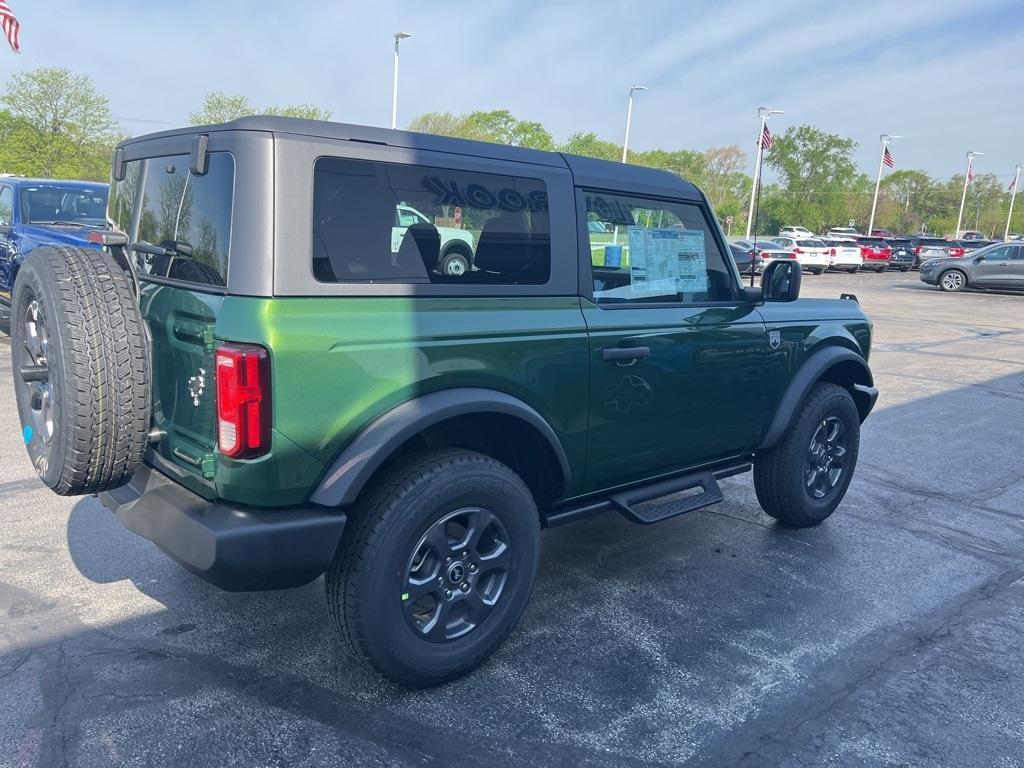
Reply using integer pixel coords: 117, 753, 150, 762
18, 223, 104, 250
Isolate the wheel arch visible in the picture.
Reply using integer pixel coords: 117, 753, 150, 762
759, 346, 877, 450
309, 388, 571, 511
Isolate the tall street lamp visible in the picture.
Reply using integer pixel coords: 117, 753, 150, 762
391, 32, 412, 130
866, 133, 902, 237
955, 150, 983, 237
745, 106, 783, 239
621, 85, 647, 163
1006, 164, 1022, 241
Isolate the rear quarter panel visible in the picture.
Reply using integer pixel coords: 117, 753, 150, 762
214, 296, 590, 507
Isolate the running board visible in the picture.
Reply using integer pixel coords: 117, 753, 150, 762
609, 471, 724, 525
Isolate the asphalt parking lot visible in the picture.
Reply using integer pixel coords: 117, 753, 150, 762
1, 271, 1023, 767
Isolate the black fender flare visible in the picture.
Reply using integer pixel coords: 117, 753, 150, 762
758, 346, 877, 450
309, 388, 571, 508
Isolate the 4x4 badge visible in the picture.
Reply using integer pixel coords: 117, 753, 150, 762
769, 331, 781, 350
187, 368, 206, 407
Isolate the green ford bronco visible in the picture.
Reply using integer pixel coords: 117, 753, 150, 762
10, 117, 877, 686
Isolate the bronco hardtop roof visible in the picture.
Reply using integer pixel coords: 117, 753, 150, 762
118, 116, 702, 202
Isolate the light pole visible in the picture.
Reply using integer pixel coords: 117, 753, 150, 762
866, 134, 901, 237
1006, 164, 1022, 241
955, 151, 983, 237
745, 106, 783, 239
391, 32, 412, 130
621, 85, 647, 163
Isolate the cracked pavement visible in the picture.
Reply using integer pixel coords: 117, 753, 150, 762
1, 272, 1023, 767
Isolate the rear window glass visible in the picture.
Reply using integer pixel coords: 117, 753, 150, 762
797, 239, 824, 247
858, 238, 887, 246
917, 238, 947, 245
113, 153, 234, 288
312, 157, 550, 285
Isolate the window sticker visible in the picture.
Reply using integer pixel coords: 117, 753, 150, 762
627, 227, 707, 294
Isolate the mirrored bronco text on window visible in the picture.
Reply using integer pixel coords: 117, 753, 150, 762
312, 157, 551, 285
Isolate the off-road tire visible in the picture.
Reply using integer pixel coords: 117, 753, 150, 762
325, 449, 540, 687
754, 382, 860, 527
939, 269, 967, 292
11, 246, 150, 495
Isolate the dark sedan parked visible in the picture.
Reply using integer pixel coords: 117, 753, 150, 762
727, 242, 763, 276
920, 242, 1024, 292
884, 238, 915, 271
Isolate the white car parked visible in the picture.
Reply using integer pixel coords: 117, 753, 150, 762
779, 226, 815, 238
823, 238, 864, 273
826, 227, 861, 239
773, 236, 830, 274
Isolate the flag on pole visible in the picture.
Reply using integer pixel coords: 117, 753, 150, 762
1009, 177, 1017, 192
967, 166, 975, 184
759, 124, 772, 150
882, 146, 895, 168
0, 0, 20, 53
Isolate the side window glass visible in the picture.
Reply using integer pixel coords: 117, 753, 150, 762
312, 157, 550, 286
584, 191, 736, 304
132, 152, 234, 287
0, 186, 12, 226
109, 160, 142, 234
984, 246, 1010, 261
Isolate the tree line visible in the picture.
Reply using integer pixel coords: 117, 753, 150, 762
1, 67, 1018, 237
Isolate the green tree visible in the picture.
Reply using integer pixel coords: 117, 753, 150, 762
765, 125, 862, 232
560, 131, 621, 161
407, 111, 480, 140
189, 90, 332, 125
0, 67, 121, 180
407, 109, 553, 150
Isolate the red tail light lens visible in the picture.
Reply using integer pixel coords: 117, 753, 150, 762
793, 247, 803, 254
216, 343, 271, 459
830, 248, 836, 257
914, 246, 922, 254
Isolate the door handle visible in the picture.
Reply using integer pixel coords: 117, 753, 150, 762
602, 346, 650, 363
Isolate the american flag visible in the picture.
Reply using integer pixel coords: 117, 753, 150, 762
967, 165, 975, 184
1009, 176, 1017, 192
0, 0, 19, 53
882, 146, 895, 168
759, 123, 772, 150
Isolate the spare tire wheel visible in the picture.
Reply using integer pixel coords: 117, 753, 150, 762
11, 246, 151, 495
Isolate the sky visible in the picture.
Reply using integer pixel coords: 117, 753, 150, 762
4, 0, 1024, 182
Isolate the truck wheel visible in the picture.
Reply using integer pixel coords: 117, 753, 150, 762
754, 383, 860, 527
939, 269, 967, 292
439, 248, 471, 277
11, 246, 150, 495
325, 449, 540, 687
848, 267, 859, 274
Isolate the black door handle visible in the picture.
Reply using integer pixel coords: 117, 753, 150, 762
602, 346, 650, 362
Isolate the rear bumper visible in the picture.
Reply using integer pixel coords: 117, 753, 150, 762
99, 464, 346, 591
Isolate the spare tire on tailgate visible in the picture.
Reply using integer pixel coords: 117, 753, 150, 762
11, 245, 151, 495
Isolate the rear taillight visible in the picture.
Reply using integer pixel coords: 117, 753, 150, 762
830, 248, 836, 257
914, 246, 922, 255
216, 343, 271, 459
860, 246, 870, 256
793, 247, 803, 254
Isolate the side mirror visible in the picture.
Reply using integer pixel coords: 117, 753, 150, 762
974, 255, 984, 263
761, 259, 802, 302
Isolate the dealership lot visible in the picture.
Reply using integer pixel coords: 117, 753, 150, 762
1, 272, 1022, 767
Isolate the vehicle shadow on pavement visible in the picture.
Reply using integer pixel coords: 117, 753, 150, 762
3, 370, 1023, 766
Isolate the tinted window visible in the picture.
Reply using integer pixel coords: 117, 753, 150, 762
798, 239, 824, 247
982, 245, 1013, 261
584, 191, 736, 304
21, 185, 107, 226
109, 161, 142, 234
858, 238, 887, 246
130, 153, 234, 287
0, 186, 12, 225
312, 157, 550, 285
917, 238, 947, 246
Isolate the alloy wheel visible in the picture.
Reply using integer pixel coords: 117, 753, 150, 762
21, 299, 55, 445
804, 416, 847, 500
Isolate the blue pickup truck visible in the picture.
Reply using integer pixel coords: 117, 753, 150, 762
0, 176, 109, 309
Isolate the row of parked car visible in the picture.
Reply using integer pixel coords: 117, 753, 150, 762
727, 225, 1004, 277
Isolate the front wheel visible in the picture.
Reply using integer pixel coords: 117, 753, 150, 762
325, 449, 540, 687
939, 269, 967, 292
439, 249, 471, 277
754, 383, 860, 527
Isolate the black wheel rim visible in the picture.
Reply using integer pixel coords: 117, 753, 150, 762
402, 507, 510, 643
21, 298, 55, 446
804, 416, 847, 500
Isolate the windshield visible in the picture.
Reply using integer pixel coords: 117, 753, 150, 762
22, 186, 108, 226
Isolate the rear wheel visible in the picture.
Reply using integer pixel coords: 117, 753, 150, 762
11, 246, 150, 495
939, 269, 967, 292
754, 383, 860, 527
325, 449, 540, 687
439, 247, 471, 277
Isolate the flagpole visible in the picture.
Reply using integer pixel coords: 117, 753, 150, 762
955, 151, 982, 238
745, 106, 782, 239
1006, 165, 1022, 241
750, 147, 766, 288
866, 134, 900, 237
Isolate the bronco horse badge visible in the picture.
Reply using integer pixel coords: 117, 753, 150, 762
187, 368, 206, 407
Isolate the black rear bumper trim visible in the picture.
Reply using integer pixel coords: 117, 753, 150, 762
99, 463, 346, 591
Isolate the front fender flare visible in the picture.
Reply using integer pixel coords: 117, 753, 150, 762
759, 346, 876, 450
309, 388, 571, 508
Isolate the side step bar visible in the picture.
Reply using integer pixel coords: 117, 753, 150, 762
544, 461, 751, 528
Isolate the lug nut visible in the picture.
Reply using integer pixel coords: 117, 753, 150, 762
469, 563, 478, 573
461, 551, 469, 560
460, 582, 470, 592
446, 557, 452, 564
437, 576, 444, 585
445, 589, 453, 599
